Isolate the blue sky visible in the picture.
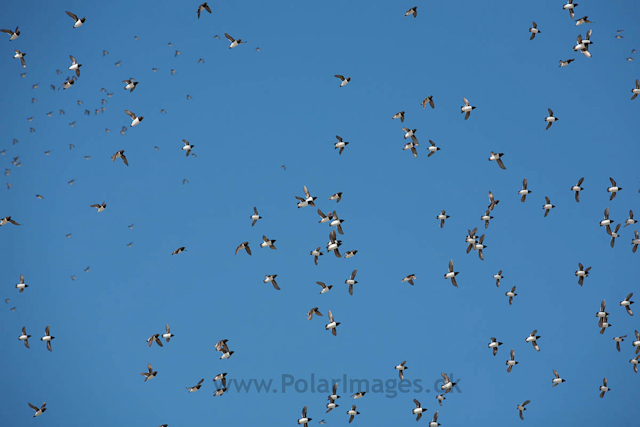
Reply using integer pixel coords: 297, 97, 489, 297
1, 0, 639, 425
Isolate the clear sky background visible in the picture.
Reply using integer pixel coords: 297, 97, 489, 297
1, 0, 639, 425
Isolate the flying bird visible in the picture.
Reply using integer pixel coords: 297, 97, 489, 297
68, 55, 82, 76
329, 192, 343, 203
213, 372, 227, 387
90, 202, 107, 212
444, 260, 459, 288
506, 348, 518, 372
481, 211, 494, 229
488, 152, 506, 169
260, 235, 277, 250
1, 26, 20, 41
529, 21, 540, 40
182, 140, 194, 156
395, 360, 408, 380
506, 286, 517, 305
624, 210, 637, 227
334, 135, 349, 155
225, 32, 246, 49
525, 330, 541, 351
571, 177, 584, 202
519, 178, 531, 202
296, 185, 317, 208
563, 0, 578, 19
412, 399, 425, 421
28, 402, 47, 417
310, 247, 323, 265
197, 3, 212, 18
403, 140, 419, 157
392, 111, 405, 122
421, 95, 435, 109
329, 211, 345, 234
122, 78, 139, 92
141, 363, 157, 381
327, 229, 342, 257
325, 310, 340, 336
402, 274, 416, 286
298, 406, 312, 427
542, 196, 555, 217
307, 307, 323, 320
334, 75, 351, 87
66, 11, 86, 28
575, 263, 591, 286
41, 325, 54, 351
473, 234, 487, 260
317, 281, 332, 294
599, 378, 610, 398
488, 337, 503, 356
345, 270, 358, 295
19, 327, 31, 348
147, 334, 163, 347
172, 246, 186, 255
517, 400, 530, 420
263, 274, 280, 290
162, 324, 174, 342
111, 150, 128, 166
13, 49, 26, 68
545, 108, 558, 129
186, 379, 204, 392
404, 7, 418, 18
326, 399, 339, 413
402, 127, 418, 144
575, 16, 593, 26
440, 372, 457, 393
124, 110, 144, 127
632, 80, 640, 100
551, 370, 565, 387
347, 405, 360, 423
461, 97, 476, 120
607, 177, 622, 200
15, 274, 28, 292
607, 223, 621, 248
494, 271, 503, 287
250, 207, 262, 226
427, 140, 440, 157
614, 335, 627, 352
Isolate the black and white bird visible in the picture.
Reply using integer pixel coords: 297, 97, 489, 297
571, 177, 585, 202
404, 7, 418, 18
197, 2, 212, 18
488, 337, 503, 356
517, 400, 530, 420
552, 370, 565, 387
65, 11, 86, 28
599, 378, 610, 398
529, 21, 540, 40
186, 379, 204, 392
545, 108, 558, 129
620, 293, 634, 316
28, 402, 47, 417
1, 26, 20, 41
111, 150, 128, 166
444, 260, 459, 288
225, 32, 246, 49
488, 152, 506, 170
334, 75, 351, 87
